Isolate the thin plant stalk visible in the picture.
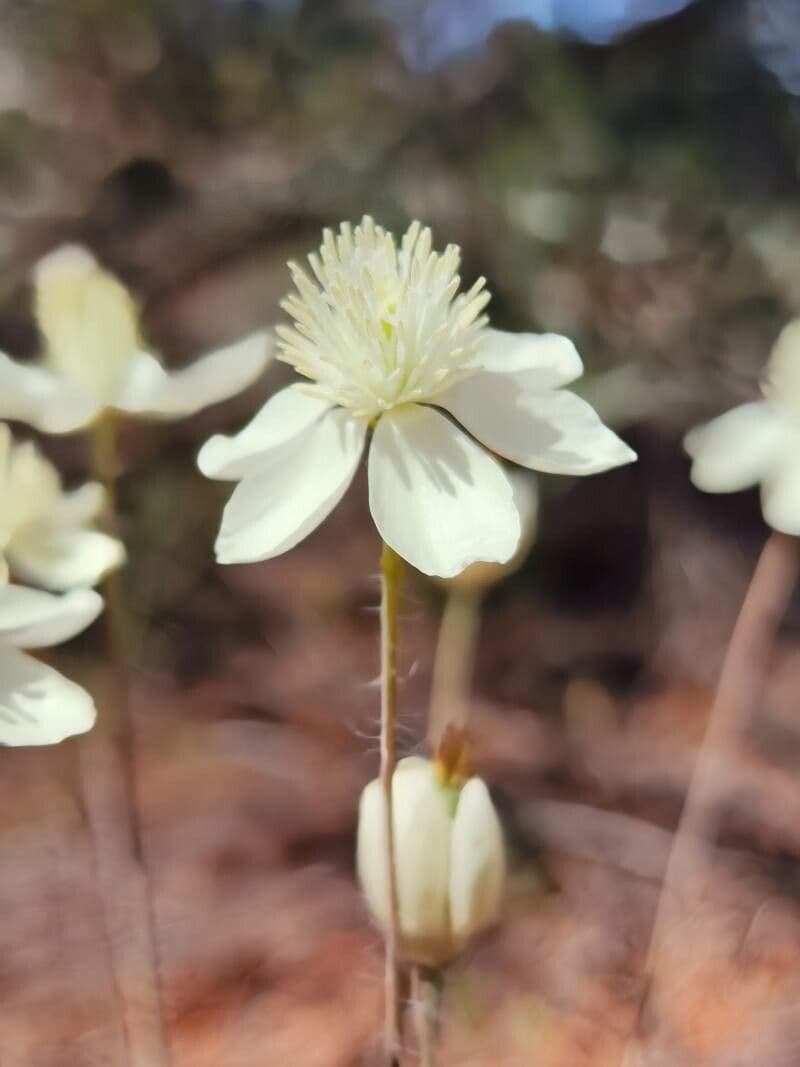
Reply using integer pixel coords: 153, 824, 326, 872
411, 965, 442, 1067
79, 413, 171, 1067
379, 542, 404, 1067
623, 531, 799, 1062
428, 588, 482, 749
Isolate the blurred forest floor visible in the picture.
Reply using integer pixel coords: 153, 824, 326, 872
2, 1, 800, 1064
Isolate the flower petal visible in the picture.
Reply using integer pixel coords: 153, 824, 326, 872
470, 328, 584, 389
0, 586, 103, 649
0, 645, 96, 746
685, 402, 789, 493
215, 408, 366, 564
449, 777, 505, 948
438, 373, 636, 475
367, 404, 520, 578
8, 526, 125, 592
761, 456, 800, 535
197, 384, 333, 481
51, 482, 106, 526
117, 331, 273, 419
0, 352, 101, 433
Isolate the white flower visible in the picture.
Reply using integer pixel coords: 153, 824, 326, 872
0, 423, 124, 591
357, 756, 505, 966
0, 245, 273, 434
685, 321, 800, 534
0, 584, 102, 745
198, 217, 636, 578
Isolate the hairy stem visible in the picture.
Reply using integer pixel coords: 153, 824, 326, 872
428, 588, 481, 749
80, 413, 171, 1067
380, 542, 404, 1067
411, 966, 442, 1067
623, 531, 799, 1062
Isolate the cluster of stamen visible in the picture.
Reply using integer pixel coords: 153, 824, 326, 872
276, 216, 490, 419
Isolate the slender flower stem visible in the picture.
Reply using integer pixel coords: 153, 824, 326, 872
623, 531, 799, 1062
379, 542, 404, 1067
428, 588, 482, 749
80, 413, 171, 1067
411, 966, 442, 1067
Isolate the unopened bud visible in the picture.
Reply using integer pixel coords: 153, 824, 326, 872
356, 756, 505, 966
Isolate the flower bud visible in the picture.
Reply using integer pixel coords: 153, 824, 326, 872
356, 756, 505, 966
35, 245, 140, 402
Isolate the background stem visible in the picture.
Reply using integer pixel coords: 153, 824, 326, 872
379, 541, 403, 1067
428, 588, 481, 749
623, 531, 799, 1062
79, 413, 171, 1067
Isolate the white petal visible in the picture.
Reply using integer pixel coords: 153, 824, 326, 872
470, 328, 584, 389
8, 526, 125, 592
51, 482, 106, 525
197, 384, 333, 481
685, 402, 789, 493
356, 757, 453, 965
761, 457, 800, 535
449, 777, 505, 948
215, 408, 366, 564
0, 352, 101, 433
393, 758, 452, 957
0, 645, 96, 746
439, 374, 636, 475
367, 405, 521, 578
0, 586, 103, 649
117, 331, 273, 419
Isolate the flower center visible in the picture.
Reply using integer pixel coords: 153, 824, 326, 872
275, 217, 490, 419
35, 245, 141, 403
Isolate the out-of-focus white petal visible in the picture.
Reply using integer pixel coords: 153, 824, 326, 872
0, 586, 103, 649
367, 404, 520, 578
0, 645, 96, 746
8, 527, 125, 592
685, 402, 790, 493
449, 777, 505, 948
51, 482, 106, 526
438, 376, 636, 475
215, 408, 366, 564
0, 352, 101, 433
117, 331, 273, 419
198, 384, 332, 481
761, 455, 800, 535
468, 328, 584, 390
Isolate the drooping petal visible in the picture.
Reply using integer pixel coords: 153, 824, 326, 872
215, 408, 366, 564
0, 352, 101, 433
367, 404, 520, 578
469, 328, 584, 390
117, 331, 273, 419
356, 757, 453, 966
0, 586, 103, 649
438, 374, 636, 475
685, 402, 789, 493
197, 384, 333, 480
449, 777, 505, 949
8, 526, 125, 592
761, 454, 800, 535
0, 645, 96, 746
